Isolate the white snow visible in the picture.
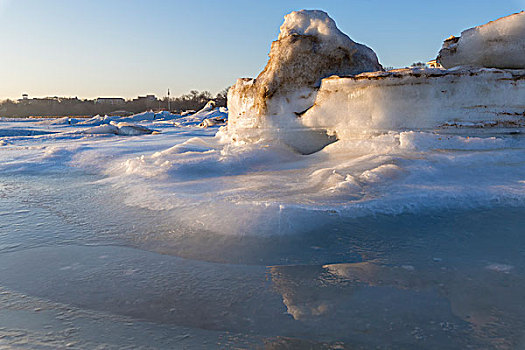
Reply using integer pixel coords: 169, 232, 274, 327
81, 123, 121, 135
278, 10, 380, 65
278, 10, 337, 39
30, 104, 228, 135
78, 121, 155, 135
438, 11, 525, 69
176, 101, 228, 128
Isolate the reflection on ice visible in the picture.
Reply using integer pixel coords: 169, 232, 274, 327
270, 259, 525, 348
1, 239, 523, 348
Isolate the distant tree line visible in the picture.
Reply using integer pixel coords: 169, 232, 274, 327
162, 88, 228, 113
0, 88, 229, 118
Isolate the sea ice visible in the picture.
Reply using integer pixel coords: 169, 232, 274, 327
80, 122, 155, 136
225, 10, 525, 155
177, 101, 228, 128
1, 10, 525, 238
301, 67, 525, 140
225, 10, 381, 154
438, 11, 525, 69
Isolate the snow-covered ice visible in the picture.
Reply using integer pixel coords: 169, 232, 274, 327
2, 113, 525, 237
438, 11, 525, 69
80, 121, 156, 136
2, 9, 525, 348
301, 67, 525, 140
226, 10, 381, 154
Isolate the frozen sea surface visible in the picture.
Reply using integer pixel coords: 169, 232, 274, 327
1, 117, 525, 348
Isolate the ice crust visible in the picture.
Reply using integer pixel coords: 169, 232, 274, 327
438, 12, 525, 69
81, 122, 155, 136
75, 103, 227, 130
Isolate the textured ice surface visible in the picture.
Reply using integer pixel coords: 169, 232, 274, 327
2, 116, 525, 348
80, 121, 155, 135
438, 11, 525, 69
301, 67, 525, 140
1, 116, 525, 235
226, 9, 381, 154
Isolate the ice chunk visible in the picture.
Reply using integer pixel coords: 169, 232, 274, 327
80, 122, 155, 136
176, 101, 228, 127
438, 12, 525, 69
225, 9, 382, 154
77, 115, 112, 127
485, 263, 514, 273
301, 67, 525, 140
198, 117, 226, 128
80, 124, 119, 135
110, 121, 155, 136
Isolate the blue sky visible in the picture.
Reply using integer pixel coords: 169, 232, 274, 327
0, 0, 522, 99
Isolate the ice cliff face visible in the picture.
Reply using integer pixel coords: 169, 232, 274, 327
226, 10, 382, 154
225, 10, 525, 154
302, 67, 525, 140
438, 12, 525, 69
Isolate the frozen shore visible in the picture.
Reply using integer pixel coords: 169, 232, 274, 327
226, 11, 525, 154
1, 8, 525, 349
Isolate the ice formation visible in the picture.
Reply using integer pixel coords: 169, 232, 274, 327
81, 121, 155, 136
226, 10, 382, 154
438, 11, 525, 69
45, 102, 228, 133
2, 10, 525, 239
224, 10, 525, 152
176, 101, 228, 128
301, 67, 525, 140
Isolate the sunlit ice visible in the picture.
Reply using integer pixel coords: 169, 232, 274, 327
1, 3, 525, 349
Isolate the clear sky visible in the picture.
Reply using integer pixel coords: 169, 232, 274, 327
0, 0, 523, 100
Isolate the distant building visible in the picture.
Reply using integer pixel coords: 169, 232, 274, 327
132, 94, 159, 109
427, 59, 443, 69
133, 94, 158, 102
18, 95, 64, 104
95, 97, 125, 105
